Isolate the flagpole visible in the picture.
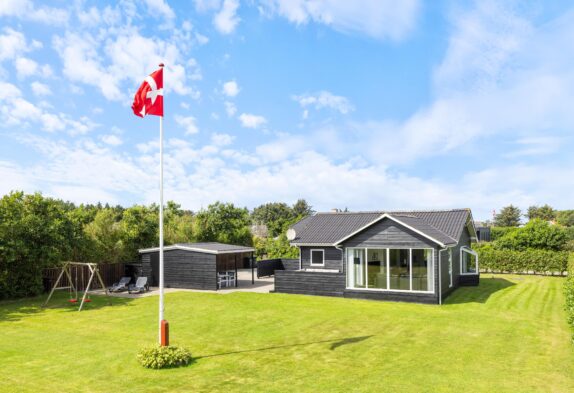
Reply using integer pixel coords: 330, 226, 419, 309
158, 63, 167, 346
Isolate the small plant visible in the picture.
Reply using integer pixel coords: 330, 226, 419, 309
137, 345, 193, 369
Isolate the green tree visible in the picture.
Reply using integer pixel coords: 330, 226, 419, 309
252, 202, 297, 238
194, 202, 252, 246
494, 205, 522, 227
84, 209, 125, 263
526, 204, 555, 221
292, 199, 313, 217
556, 210, 574, 227
494, 219, 567, 251
120, 205, 158, 261
0, 192, 75, 298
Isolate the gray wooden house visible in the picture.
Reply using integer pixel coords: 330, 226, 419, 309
139, 242, 255, 290
276, 209, 479, 304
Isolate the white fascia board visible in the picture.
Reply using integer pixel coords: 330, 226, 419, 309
290, 243, 334, 247
138, 245, 255, 254
334, 213, 449, 248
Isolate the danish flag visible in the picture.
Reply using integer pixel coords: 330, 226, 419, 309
132, 65, 163, 117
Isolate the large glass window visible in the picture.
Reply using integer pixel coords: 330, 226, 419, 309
411, 249, 433, 291
347, 247, 434, 292
347, 249, 365, 288
367, 249, 387, 289
389, 249, 410, 290
461, 247, 478, 274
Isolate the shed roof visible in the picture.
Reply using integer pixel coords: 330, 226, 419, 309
290, 209, 474, 247
139, 242, 255, 255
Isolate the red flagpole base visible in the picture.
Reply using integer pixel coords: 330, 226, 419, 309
161, 319, 169, 346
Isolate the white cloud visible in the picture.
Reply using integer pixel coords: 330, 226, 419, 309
0, 28, 28, 62
211, 133, 235, 146
214, 0, 240, 34
194, 0, 221, 12
224, 101, 237, 116
239, 113, 267, 129
0, 81, 22, 100
0, 0, 68, 25
15, 58, 37, 78
222, 80, 240, 97
293, 91, 353, 114
143, 0, 175, 20
259, 0, 420, 41
53, 25, 199, 101
101, 134, 123, 146
175, 115, 199, 135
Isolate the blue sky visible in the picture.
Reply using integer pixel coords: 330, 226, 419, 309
1, 0, 573, 220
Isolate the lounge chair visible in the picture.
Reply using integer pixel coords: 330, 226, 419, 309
109, 276, 131, 292
128, 277, 149, 294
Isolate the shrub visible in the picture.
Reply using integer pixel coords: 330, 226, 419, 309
137, 345, 193, 369
473, 243, 569, 275
490, 226, 519, 241
565, 254, 574, 339
494, 219, 567, 251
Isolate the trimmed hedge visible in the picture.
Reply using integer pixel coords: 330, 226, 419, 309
474, 244, 569, 275
137, 345, 193, 369
565, 254, 574, 338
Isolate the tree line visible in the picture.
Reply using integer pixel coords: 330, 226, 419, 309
0, 191, 312, 298
492, 204, 574, 227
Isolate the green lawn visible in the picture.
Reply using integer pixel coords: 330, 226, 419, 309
1, 274, 573, 393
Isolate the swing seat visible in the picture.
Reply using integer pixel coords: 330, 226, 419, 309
69, 299, 78, 303
84, 299, 92, 303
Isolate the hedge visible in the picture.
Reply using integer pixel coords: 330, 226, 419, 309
565, 254, 574, 338
473, 244, 569, 275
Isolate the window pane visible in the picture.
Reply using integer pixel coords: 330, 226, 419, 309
462, 250, 477, 273
347, 249, 365, 288
412, 249, 432, 291
367, 249, 387, 289
311, 250, 323, 265
389, 249, 410, 290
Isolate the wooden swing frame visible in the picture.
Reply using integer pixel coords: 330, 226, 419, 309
43, 262, 111, 311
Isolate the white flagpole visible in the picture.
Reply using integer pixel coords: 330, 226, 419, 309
158, 64, 165, 345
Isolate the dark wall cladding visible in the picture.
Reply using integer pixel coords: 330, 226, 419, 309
342, 219, 437, 249
141, 249, 217, 290
300, 246, 343, 271
274, 270, 346, 297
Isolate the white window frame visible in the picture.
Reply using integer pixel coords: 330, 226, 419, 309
460, 246, 479, 275
345, 247, 435, 294
309, 249, 325, 267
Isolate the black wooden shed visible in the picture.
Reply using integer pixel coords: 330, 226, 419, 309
139, 242, 255, 290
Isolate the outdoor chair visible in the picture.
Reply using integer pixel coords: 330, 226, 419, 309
109, 277, 131, 292
227, 271, 236, 287
217, 272, 228, 289
128, 277, 149, 294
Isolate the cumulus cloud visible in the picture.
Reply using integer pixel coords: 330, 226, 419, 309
239, 113, 267, 129
293, 91, 353, 115
222, 80, 240, 97
31, 81, 51, 96
143, 0, 175, 20
0, 0, 69, 25
224, 101, 237, 116
259, 0, 420, 41
214, 0, 240, 34
0, 28, 31, 62
101, 134, 123, 146
175, 115, 199, 135
211, 132, 235, 146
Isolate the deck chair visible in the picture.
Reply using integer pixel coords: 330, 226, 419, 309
109, 276, 131, 292
128, 277, 149, 294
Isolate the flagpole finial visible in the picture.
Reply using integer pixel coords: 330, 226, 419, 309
159, 63, 164, 68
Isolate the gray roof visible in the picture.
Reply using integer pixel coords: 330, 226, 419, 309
139, 242, 255, 254
291, 209, 473, 247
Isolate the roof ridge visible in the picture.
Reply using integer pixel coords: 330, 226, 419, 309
315, 208, 470, 215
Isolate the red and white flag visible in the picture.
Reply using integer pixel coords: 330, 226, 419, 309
132, 65, 163, 118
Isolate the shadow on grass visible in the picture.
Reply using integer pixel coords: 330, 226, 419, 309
445, 277, 515, 304
196, 335, 373, 360
0, 292, 136, 322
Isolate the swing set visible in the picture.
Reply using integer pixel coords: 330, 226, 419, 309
43, 262, 111, 311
